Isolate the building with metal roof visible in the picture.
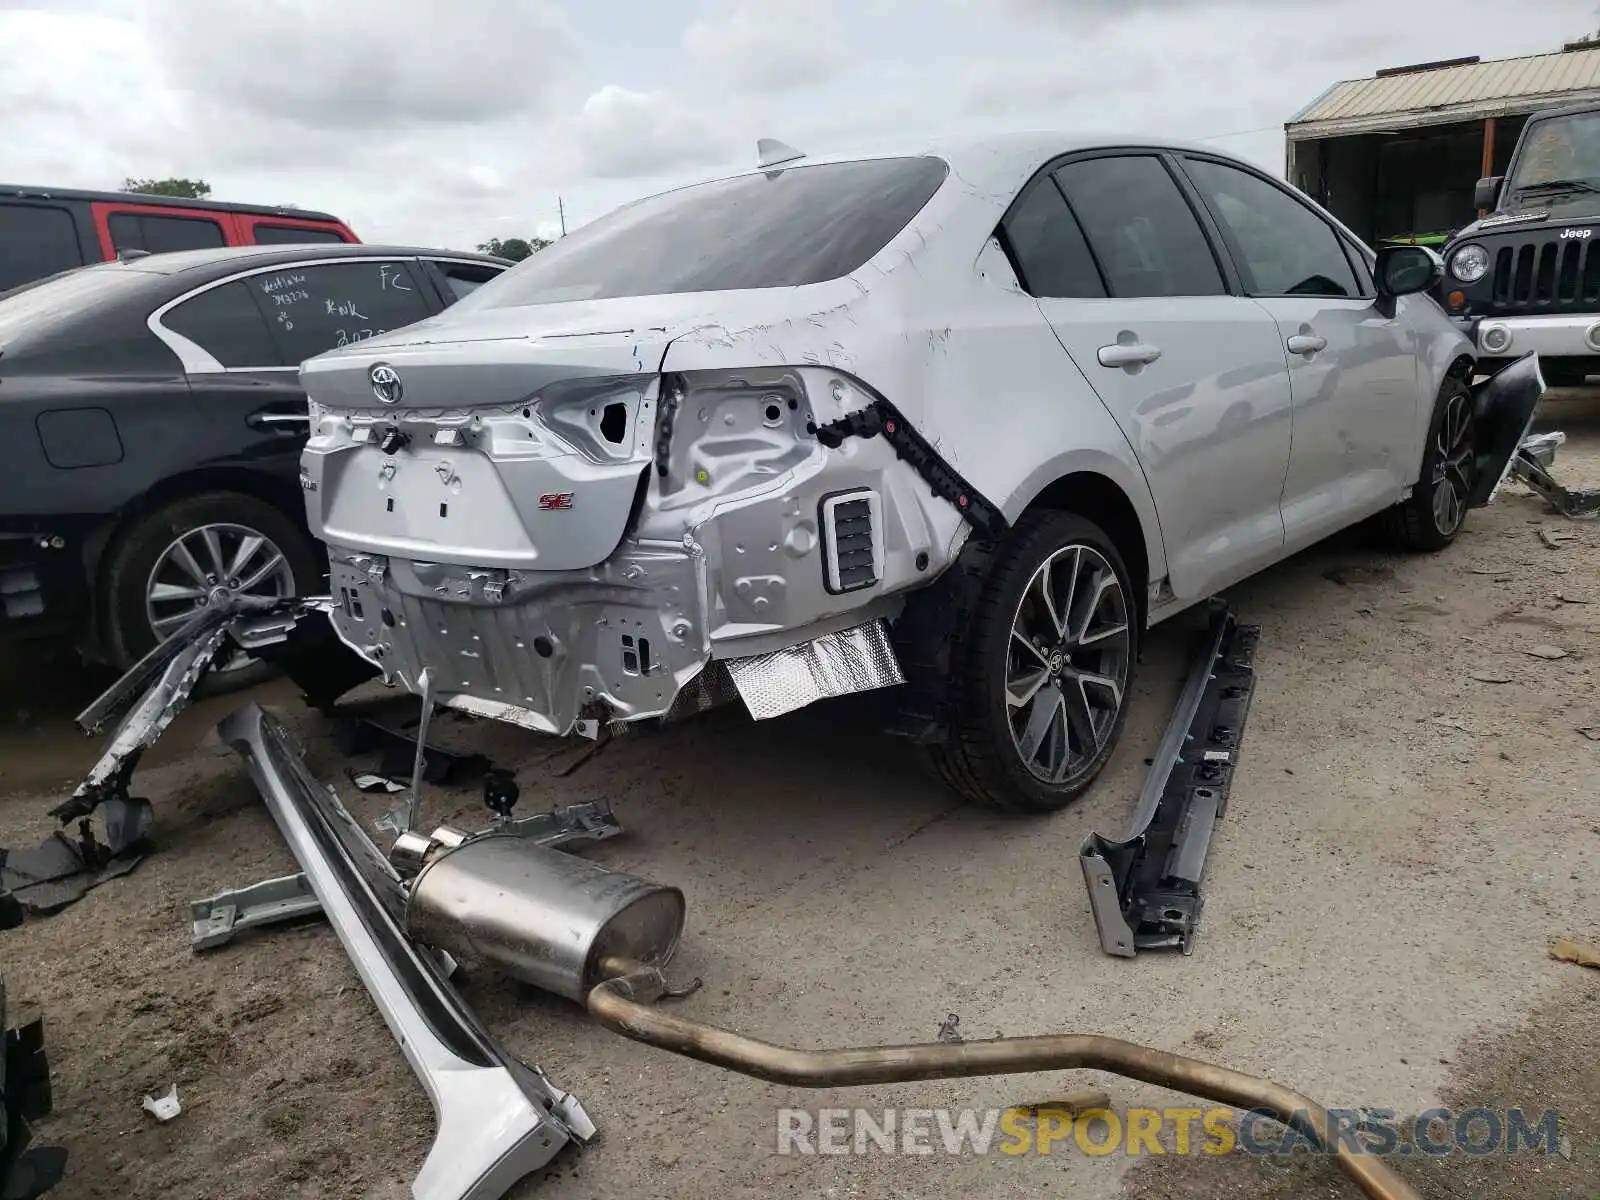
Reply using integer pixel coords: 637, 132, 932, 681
1287, 40, 1600, 247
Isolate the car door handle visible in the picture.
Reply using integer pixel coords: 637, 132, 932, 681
1097, 342, 1162, 368
1286, 334, 1327, 355
248, 410, 310, 430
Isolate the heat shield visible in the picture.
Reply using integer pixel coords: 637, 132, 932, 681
724, 619, 904, 721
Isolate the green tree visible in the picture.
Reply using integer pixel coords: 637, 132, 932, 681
122, 177, 212, 199
477, 236, 550, 262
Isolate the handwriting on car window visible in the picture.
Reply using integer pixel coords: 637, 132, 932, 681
257, 273, 307, 295
378, 263, 413, 292
335, 328, 391, 347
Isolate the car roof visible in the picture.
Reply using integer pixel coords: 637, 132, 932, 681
115, 243, 511, 275
838, 129, 1231, 166
0, 183, 344, 222
613, 130, 1256, 213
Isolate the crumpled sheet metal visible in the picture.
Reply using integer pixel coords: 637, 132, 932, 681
55, 597, 336, 825
1508, 430, 1600, 519
724, 619, 905, 721
1521, 430, 1566, 467
219, 703, 593, 1200
663, 660, 739, 722
83, 627, 228, 783
74, 604, 234, 737
50, 625, 230, 823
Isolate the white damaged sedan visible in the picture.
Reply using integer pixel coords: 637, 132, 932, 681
298, 132, 1541, 812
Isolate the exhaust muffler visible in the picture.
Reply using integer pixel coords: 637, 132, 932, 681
390, 830, 1417, 1200
397, 828, 684, 1003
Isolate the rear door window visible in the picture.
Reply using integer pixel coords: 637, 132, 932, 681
471, 156, 949, 308
1000, 176, 1106, 298
1052, 156, 1225, 298
247, 260, 433, 363
162, 280, 283, 368
425, 259, 508, 305
0, 203, 85, 291
109, 211, 227, 254
253, 224, 349, 245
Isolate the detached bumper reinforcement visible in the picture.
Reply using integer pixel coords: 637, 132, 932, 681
1509, 431, 1600, 519
219, 703, 594, 1200
1080, 604, 1258, 958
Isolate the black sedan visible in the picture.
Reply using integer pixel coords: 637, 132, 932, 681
0, 242, 510, 682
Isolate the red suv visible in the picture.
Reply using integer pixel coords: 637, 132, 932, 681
0, 184, 359, 292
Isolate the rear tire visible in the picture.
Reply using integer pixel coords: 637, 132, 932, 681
1384, 375, 1476, 553
926, 511, 1139, 813
103, 492, 321, 694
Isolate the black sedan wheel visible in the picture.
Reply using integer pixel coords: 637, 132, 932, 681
104, 492, 321, 691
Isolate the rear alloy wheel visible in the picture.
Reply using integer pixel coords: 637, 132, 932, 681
1385, 376, 1476, 552
105, 492, 322, 693
1007, 546, 1132, 786
928, 511, 1138, 813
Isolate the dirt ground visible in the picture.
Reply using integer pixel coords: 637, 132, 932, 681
1, 394, 1597, 1200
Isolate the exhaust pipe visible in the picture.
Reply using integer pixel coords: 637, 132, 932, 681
392, 832, 1419, 1200
589, 963, 1414, 1200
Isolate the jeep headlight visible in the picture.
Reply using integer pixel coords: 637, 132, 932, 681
1449, 243, 1490, 283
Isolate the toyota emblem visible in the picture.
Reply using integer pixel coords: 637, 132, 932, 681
369, 362, 402, 405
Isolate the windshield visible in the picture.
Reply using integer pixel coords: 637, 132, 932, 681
1508, 111, 1600, 194
0, 264, 149, 350
464, 156, 949, 310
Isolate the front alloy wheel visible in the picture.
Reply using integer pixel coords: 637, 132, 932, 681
1385, 375, 1477, 553
1006, 545, 1132, 786
1428, 387, 1475, 538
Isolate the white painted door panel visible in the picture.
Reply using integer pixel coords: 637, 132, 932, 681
1036, 295, 1293, 600
1258, 298, 1417, 546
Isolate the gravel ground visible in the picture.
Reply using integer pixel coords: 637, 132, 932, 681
1, 394, 1596, 1200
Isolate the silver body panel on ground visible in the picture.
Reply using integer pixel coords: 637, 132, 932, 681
190, 871, 319, 950
296, 131, 1476, 737
218, 703, 594, 1200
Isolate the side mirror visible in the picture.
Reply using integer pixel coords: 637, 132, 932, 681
1376, 244, 1443, 299
1474, 175, 1503, 210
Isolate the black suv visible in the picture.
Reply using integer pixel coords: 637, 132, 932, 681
1439, 101, 1600, 386
0, 243, 509, 681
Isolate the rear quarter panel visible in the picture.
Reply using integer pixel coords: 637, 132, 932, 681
659, 227, 1169, 588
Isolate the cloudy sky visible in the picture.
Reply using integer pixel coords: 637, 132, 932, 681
3, 0, 1597, 251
